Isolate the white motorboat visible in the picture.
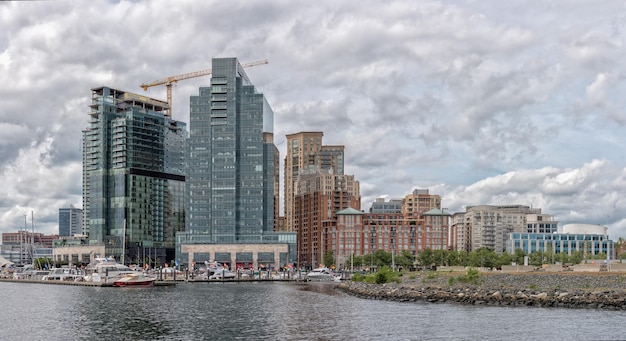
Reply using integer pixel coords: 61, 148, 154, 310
84, 257, 135, 282
112, 273, 156, 287
209, 268, 236, 279
306, 267, 335, 281
42, 267, 84, 281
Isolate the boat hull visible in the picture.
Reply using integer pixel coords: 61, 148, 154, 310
112, 279, 155, 287
112, 274, 157, 287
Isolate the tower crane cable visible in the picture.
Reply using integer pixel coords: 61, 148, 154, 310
140, 59, 269, 118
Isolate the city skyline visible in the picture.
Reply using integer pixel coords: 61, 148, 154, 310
1, 1, 625, 238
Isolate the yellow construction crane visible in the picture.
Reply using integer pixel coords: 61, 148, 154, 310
140, 59, 269, 118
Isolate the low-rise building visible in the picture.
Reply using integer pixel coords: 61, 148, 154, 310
505, 223, 614, 259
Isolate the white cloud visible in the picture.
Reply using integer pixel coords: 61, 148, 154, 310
1, 0, 626, 241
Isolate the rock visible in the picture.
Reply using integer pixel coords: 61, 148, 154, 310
335, 273, 626, 310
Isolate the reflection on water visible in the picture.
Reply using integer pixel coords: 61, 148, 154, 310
1, 281, 625, 340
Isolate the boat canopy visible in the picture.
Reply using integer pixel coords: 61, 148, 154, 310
0, 255, 14, 267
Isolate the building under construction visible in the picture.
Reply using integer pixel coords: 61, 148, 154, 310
82, 86, 187, 266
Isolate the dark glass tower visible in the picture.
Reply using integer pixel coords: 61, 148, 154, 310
82, 86, 186, 264
187, 58, 275, 243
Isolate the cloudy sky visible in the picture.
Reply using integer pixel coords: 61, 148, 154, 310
1, 0, 626, 239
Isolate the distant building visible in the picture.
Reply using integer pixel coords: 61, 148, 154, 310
506, 223, 614, 259
451, 205, 551, 254
294, 171, 360, 268
323, 200, 450, 269
1, 231, 59, 265
284, 132, 344, 233
449, 212, 470, 252
402, 189, 441, 218
59, 206, 83, 237
369, 198, 403, 214
421, 208, 450, 251
82, 86, 187, 265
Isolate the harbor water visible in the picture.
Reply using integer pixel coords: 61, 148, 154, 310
0, 281, 624, 340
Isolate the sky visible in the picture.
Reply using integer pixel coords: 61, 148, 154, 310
1, 0, 626, 239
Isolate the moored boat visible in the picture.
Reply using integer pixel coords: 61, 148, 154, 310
306, 267, 335, 281
112, 273, 156, 287
209, 268, 236, 279
84, 256, 135, 283
42, 267, 84, 281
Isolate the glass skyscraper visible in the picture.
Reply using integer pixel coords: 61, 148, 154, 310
82, 86, 186, 265
58, 206, 83, 237
187, 58, 275, 243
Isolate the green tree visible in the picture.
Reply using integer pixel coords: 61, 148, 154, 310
468, 247, 497, 269
417, 248, 434, 268
432, 249, 447, 266
594, 252, 607, 260
555, 252, 569, 264
34, 257, 52, 270
528, 251, 543, 266
570, 250, 583, 264
513, 249, 526, 265
396, 250, 414, 268
616, 237, 626, 259
446, 250, 463, 266
544, 243, 554, 264
323, 251, 335, 267
373, 249, 392, 266
497, 252, 513, 267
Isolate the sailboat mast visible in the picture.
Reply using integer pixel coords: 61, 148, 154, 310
122, 219, 126, 265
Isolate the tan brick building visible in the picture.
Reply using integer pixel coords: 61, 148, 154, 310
294, 172, 359, 268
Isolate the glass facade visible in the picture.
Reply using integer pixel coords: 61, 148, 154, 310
187, 58, 275, 243
506, 232, 614, 259
58, 207, 83, 237
82, 87, 186, 264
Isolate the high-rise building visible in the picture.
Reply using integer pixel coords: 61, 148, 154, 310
186, 58, 275, 242
82, 86, 186, 265
294, 171, 360, 267
272, 140, 281, 232
59, 206, 83, 237
402, 189, 441, 218
284, 132, 344, 232
180, 58, 291, 270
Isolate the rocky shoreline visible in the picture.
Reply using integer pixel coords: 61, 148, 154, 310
336, 272, 626, 310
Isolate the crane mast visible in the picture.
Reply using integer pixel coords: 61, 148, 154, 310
140, 59, 268, 118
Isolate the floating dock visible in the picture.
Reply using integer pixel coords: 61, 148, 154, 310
0, 278, 176, 287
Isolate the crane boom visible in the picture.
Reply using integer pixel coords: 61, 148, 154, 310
140, 59, 268, 118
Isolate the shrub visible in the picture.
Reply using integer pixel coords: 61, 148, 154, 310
352, 266, 400, 284
456, 267, 481, 285
448, 277, 456, 286
351, 273, 365, 282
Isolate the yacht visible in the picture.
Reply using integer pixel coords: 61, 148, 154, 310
42, 267, 84, 281
112, 273, 156, 287
84, 257, 135, 283
209, 268, 236, 279
306, 267, 335, 281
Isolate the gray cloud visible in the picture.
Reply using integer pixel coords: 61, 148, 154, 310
1, 0, 626, 240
